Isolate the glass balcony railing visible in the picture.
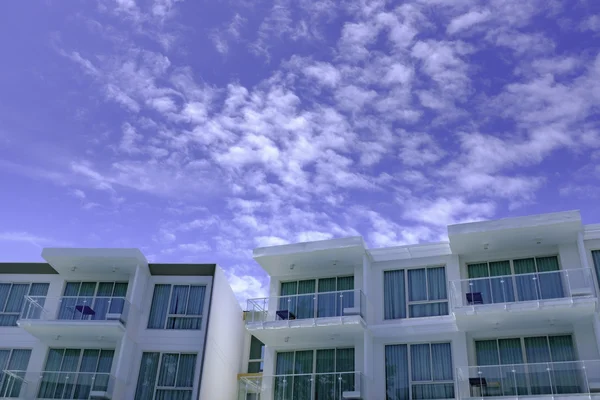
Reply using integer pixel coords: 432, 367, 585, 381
238, 372, 364, 400
456, 360, 600, 398
0, 370, 118, 399
20, 296, 131, 325
450, 268, 596, 308
246, 289, 366, 325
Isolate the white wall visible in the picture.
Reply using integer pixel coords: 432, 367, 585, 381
198, 266, 244, 400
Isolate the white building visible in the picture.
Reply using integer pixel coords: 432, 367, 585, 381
0, 248, 245, 400
240, 210, 600, 400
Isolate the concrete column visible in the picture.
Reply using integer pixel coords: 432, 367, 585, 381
453, 332, 470, 399
362, 330, 373, 398
262, 346, 276, 400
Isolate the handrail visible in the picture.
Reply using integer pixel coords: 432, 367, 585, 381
20, 295, 132, 324
451, 267, 593, 284
247, 288, 365, 302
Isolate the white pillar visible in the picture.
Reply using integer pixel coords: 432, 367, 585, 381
453, 332, 470, 399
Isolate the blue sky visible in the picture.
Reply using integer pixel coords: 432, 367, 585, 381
1, 0, 599, 303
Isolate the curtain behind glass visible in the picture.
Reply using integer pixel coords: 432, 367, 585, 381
293, 351, 313, 400
384, 270, 406, 320
514, 259, 539, 301
184, 285, 205, 329
498, 339, 526, 396
337, 348, 355, 395
524, 336, 552, 395
58, 282, 81, 320
73, 349, 100, 399
409, 267, 448, 317
0, 349, 31, 398
317, 278, 337, 318
279, 282, 297, 319
337, 276, 355, 316
316, 350, 335, 400
536, 257, 564, 299
148, 284, 171, 329
134, 352, 160, 400
489, 261, 515, 303
168, 286, 189, 329
2, 284, 29, 326
26, 283, 49, 320
274, 352, 294, 400
410, 344, 431, 382
467, 263, 492, 304
0, 284, 12, 326
593, 251, 600, 289
296, 280, 315, 319
408, 269, 427, 302
548, 336, 580, 394
93, 283, 114, 321
385, 345, 408, 400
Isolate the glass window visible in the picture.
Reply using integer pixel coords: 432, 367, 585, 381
58, 281, 128, 321
384, 267, 449, 320
0, 348, 32, 397
38, 348, 114, 399
134, 352, 197, 400
0, 283, 49, 326
147, 284, 206, 330
592, 250, 600, 290
385, 342, 454, 400
248, 336, 264, 373
274, 348, 355, 399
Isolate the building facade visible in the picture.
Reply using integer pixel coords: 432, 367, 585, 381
240, 210, 600, 399
0, 248, 244, 400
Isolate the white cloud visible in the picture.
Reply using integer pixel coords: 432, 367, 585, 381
119, 123, 143, 154
447, 10, 491, 34
0, 232, 67, 247
225, 267, 269, 308
303, 62, 341, 87
177, 242, 211, 253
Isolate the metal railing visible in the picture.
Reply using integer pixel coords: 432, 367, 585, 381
20, 296, 131, 325
1, 370, 117, 399
456, 360, 600, 398
450, 268, 596, 308
246, 289, 366, 324
239, 372, 364, 400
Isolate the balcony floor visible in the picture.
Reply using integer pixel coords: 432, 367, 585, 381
454, 297, 597, 331
17, 319, 125, 343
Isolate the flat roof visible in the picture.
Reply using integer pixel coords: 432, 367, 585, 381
0, 262, 59, 274
148, 263, 216, 276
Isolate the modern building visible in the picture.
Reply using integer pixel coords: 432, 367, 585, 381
240, 210, 600, 399
0, 248, 245, 400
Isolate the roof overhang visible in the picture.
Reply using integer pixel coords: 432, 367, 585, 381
41, 248, 147, 275
253, 236, 366, 276
448, 210, 582, 254
368, 242, 452, 263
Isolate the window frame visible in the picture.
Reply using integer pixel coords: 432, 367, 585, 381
383, 265, 449, 321
136, 351, 198, 400
0, 282, 50, 326
147, 284, 206, 330
248, 336, 264, 373
385, 341, 455, 400
278, 276, 355, 296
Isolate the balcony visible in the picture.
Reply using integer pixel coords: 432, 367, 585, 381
238, 372, 365, 400
450, 269, 597, 330
456, 361, 600, 399
246, 290, 367, 343
17, 296, 131, 343
0, 370, 118, 399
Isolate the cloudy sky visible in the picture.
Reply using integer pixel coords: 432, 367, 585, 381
1, 0, 599, 304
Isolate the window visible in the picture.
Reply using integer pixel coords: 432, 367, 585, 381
474, 335, 578, 396
0, 282, 49, 326
279, 276, 354, 319
467, 256, 563, 304
592, 250, 600, 290
385, 342, 454, 400
0, 349, 32, 398
134, 352, 197, 400
38, 348, 114, 399
147, 284, 206, 330
384, 267, 448, 320
248, 336, 264, 373
274, 348, 355, 399
58, 282, 128, 321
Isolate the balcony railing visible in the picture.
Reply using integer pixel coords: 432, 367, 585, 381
239, 372, 364, 400
456, 360, 600, 398
20, 296, 131, 325
246, 289, 366, 325
451, 268, 596, 309
1, 370, 117, 399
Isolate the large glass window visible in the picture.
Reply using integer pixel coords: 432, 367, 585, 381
592, 250, 600, 291
274, 348, 355, 400
278, 276, 354, 319
466, 256, 563, 304
134, 352, 197, 400
0, 349, 31, 398
147, 284, 206, 330
57, 282, 128, 321
474, 335, 579, 396
385, 342, 454, 400
38, 348, 114, 399
0, 283, 49, 326
384, 267, 448, 320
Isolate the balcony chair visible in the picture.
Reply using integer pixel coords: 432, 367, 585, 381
466, 292, 484, 305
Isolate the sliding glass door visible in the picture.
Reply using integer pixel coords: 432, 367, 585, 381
278, 277, 354, 320
274, 348, 355, 400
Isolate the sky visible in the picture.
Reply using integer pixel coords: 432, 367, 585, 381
0, 0, 599, 305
